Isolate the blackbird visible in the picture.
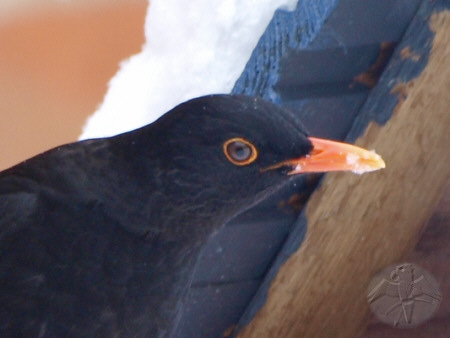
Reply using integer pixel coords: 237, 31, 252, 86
0, 95, 384, 337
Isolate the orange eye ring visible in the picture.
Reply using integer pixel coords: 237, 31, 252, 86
223, 138, 258, 166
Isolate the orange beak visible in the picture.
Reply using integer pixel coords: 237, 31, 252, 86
265, 137, 385, 175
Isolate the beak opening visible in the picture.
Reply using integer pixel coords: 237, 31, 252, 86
264, 137, 385, 175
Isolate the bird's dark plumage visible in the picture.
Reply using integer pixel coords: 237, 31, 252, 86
0, 95, 314, 336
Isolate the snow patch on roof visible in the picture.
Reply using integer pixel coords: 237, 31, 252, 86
80, 0, 297, 139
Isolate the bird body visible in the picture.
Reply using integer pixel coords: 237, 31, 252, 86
0, 95, 384, 336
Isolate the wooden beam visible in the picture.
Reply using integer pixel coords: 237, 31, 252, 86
238, 7, 450, 338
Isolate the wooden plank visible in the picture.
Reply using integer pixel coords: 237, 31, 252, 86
362, 184, 450, 336
238, 6, 450, 338
232, 0, 339, 102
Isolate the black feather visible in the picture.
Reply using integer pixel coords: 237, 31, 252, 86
0, 95, 311, 336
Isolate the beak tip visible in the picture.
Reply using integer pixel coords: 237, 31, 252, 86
349, 151, 386, 174
370, 152, 386, 171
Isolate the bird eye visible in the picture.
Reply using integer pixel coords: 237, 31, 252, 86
223, 138, 258, 166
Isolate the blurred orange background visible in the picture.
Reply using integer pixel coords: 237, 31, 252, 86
0, 0, 147, 170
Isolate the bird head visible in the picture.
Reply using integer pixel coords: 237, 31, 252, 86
138, 95, 385, 227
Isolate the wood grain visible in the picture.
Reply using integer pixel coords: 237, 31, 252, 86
239, 10, 450, 338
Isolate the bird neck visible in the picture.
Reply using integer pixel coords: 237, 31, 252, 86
102, 132, 231, 245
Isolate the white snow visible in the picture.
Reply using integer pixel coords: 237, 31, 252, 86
345, 153, 359, 166
80, 0, 298, 140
